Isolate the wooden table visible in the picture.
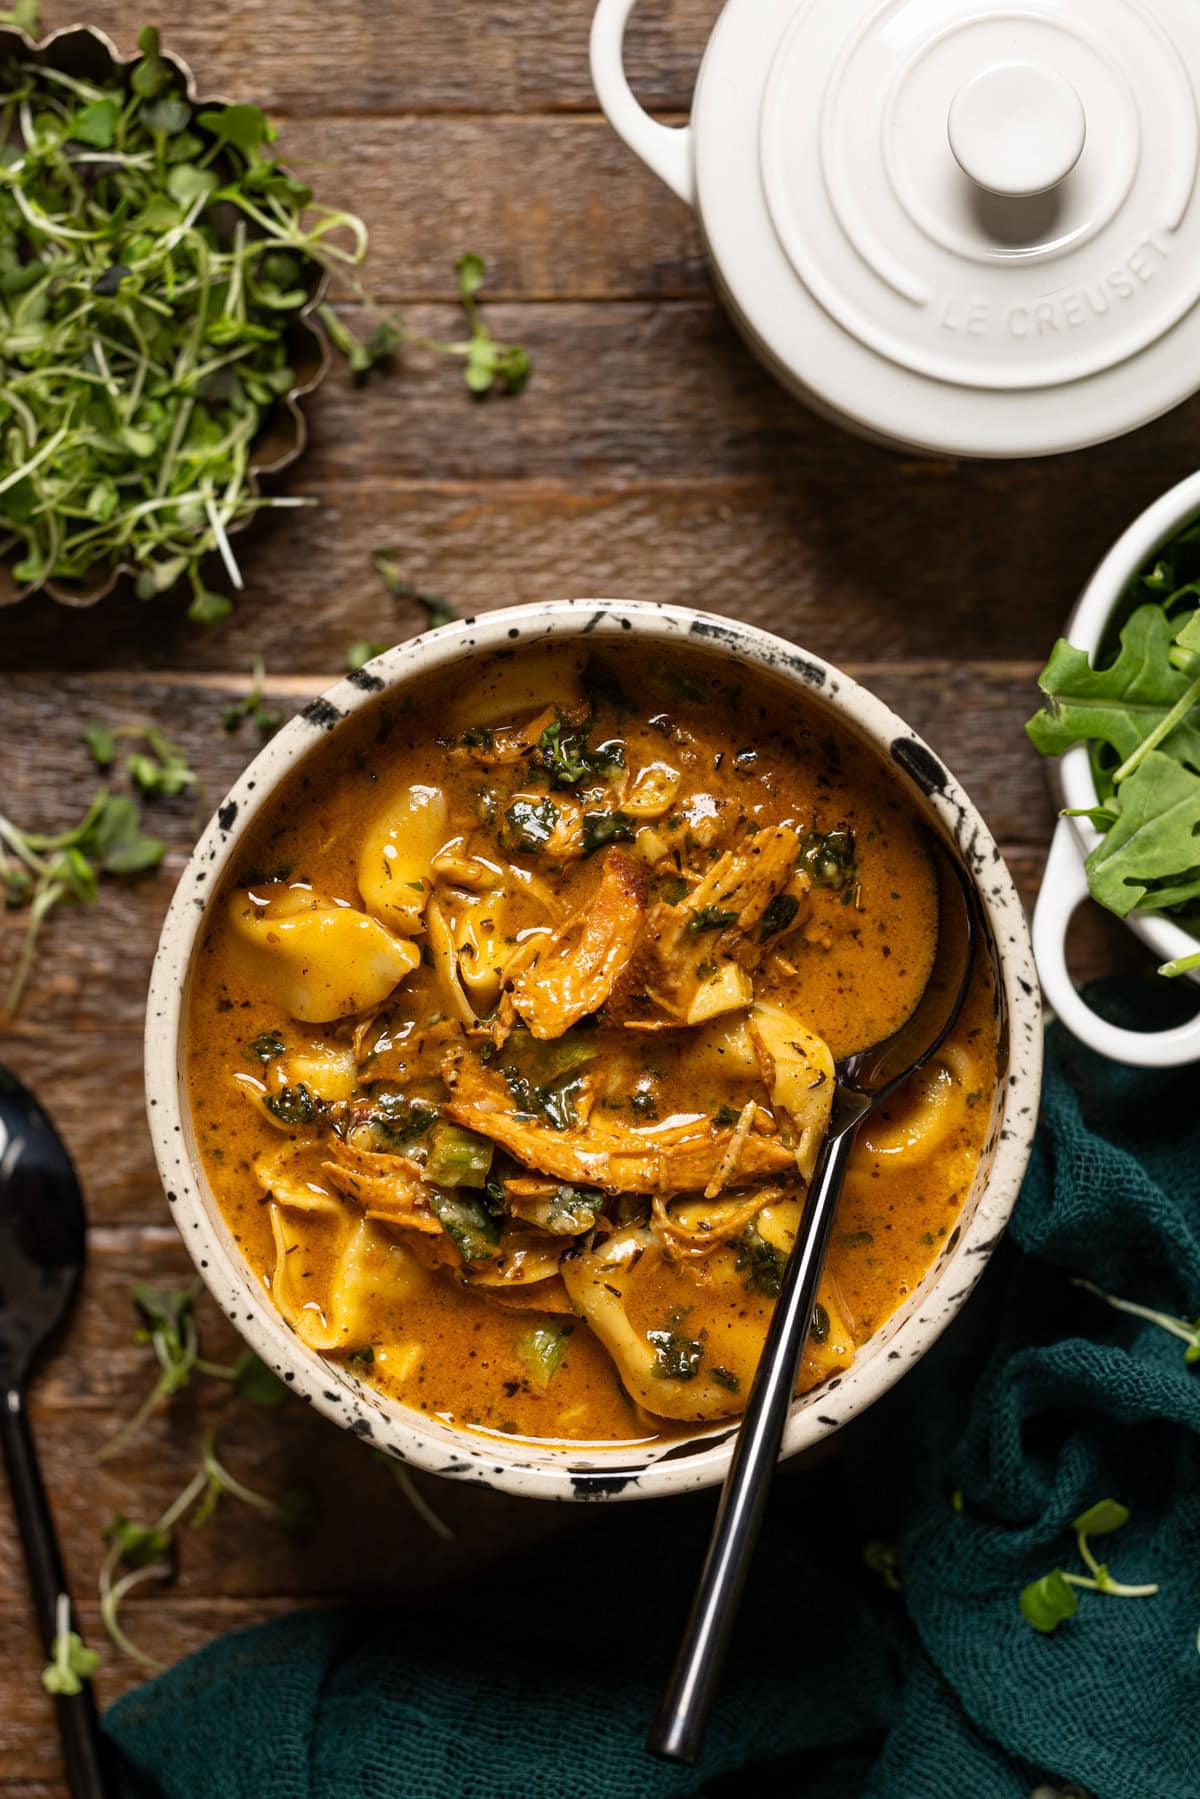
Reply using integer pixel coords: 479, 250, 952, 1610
0, 2, 1173, 1788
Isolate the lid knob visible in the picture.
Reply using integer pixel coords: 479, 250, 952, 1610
947, 61, 1087, 199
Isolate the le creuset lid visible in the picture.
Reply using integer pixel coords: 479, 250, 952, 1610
686, 0, 1200, 457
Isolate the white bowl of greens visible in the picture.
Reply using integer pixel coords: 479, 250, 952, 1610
1030, 471, 1200, 1066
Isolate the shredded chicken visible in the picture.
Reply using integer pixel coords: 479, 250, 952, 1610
651, 1186, 782, 1260
321, 1139, 442, 1235
441, 1041, 795, 1194
507, 848, 647, 1040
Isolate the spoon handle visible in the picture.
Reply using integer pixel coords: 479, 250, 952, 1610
647, 1120, 861, 1765
1, 1390, 120, 1798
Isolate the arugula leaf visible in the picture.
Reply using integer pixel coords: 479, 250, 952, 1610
1029, 606, 1200, 774
1083, 752, 1200, 917
515, 1324, 570, 1389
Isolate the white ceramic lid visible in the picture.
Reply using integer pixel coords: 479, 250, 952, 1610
691, 0, 1200, 457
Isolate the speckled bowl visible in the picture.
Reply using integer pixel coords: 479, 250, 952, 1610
145, 601, 1042, 1502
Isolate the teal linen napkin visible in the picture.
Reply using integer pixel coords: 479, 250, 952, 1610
106, 982, 1200, 1799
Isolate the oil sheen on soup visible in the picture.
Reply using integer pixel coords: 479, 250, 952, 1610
187, 644, 997, 1448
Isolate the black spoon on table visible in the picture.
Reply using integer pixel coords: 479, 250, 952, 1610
0, 1063, 121, 1797
648, 846, 978, 1765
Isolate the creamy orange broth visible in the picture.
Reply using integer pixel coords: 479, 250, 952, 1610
187, 644, 996, 1447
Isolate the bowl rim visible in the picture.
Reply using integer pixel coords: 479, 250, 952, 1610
1052, 468, 1200, 968
145, 599, 1043, 1502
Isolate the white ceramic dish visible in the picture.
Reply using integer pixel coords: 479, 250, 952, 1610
1033, 472, 1200, 1067
145, 601, 1042, 1502
591, 0, 1200, 461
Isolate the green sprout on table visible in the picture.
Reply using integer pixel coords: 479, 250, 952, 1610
84, 721, 196, 799
1020, 1500, 1159, 1634
41, 1593, 101, 1696
1074, 1278, 1200, 1367
222, 654, 284, 736
372, 549, 459, 630
321, 253, 531, 394
101, 1429, 313, 1672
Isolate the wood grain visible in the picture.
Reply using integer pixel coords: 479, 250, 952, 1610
1, 0, 1187, 1784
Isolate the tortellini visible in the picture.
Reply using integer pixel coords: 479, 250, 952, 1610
750, 1002, 836, 1178
229, 888, 419, 1023
358, 784, 449, 934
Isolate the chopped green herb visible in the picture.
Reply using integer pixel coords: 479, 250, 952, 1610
662, 876, 690, 906
631, 1091, 658, 1120
502, 796, 560, 853
648, 1316, 705, 1381
264, 1084, 319, 1126
798, 827, 859, 892
735, 1223, 786, 1298
347, 1345, 376, 1367
688, 905, 739, 934
372, 550, 459, 629
500, 1063, 586, 1132
713, 1104, 741, 1129
710, 1365, 741, 1394
247, 1031, 285, 1063
759, 892, 801, 941
538, 717, 625, 789
581, 810, 637, 856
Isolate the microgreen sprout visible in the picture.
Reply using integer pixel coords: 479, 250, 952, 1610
84, 721, 195, 797
99, 1430, 313, 1669
101, 1282, 287, 1462
347, 640, 388, 672
1074, 1277, 1200, 1366
1160, 951, 1200, 980
1019, 1499, 1159, 1634
862, 1541, 903, 1593
41, 1593, 101, 1696
222, 655, 283, 735
372, 1450, 455, 1543
0, 788, 164, 1016
321, 253, 531, 395
371, 549, 458, 630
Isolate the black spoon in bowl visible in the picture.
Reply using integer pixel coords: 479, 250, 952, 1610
0, 1064, 120, 1797
648, 846, 977, 1764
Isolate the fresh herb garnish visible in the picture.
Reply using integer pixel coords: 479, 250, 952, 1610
372, 549, 458, 630
325, 253, 531, 395
735, 1223, 786, 1298
347, 1344, 376, 1367
798, 827, 859, 891
581, 810, 636, 855
687, 905, 739, 934
223, 656, 283, 735
1019, 1499, 1159, 1633
264, 1083, 320, 1126
500, 1062, 585, 1132
1074, 1277, 1200, 1365
502, 797, 560, 853
538, 717, 625, 789
710, 1365, 740, 1394
247, 1031, 286, 1063
759, 891, 801, 941
0, 788, 164, 1016
648, 1314, 704, 1382
41, 1594, 101, 1696
713, 1104, 741, 1129
630, 1090, 658, 1120
662, 876, 690, 906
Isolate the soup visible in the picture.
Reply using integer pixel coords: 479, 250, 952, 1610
186, 644, 997, 1447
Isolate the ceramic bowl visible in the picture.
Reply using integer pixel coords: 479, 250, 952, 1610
1032, 472, 1200, 1067
145, 601, 1042, 1501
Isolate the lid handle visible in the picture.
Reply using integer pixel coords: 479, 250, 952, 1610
948, 61, 1086, 199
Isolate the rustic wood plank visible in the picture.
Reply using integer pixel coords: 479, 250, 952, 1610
38, 0, 719, 116
7, 450, 1198, 679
